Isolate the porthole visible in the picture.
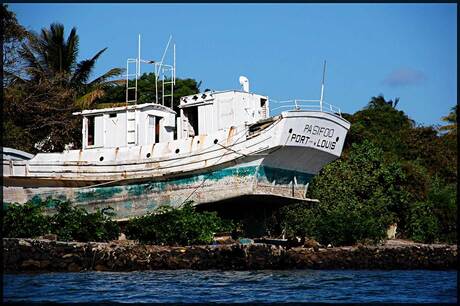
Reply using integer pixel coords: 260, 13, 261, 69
175, 149, 180, 154
197, 140, 200, 144
99, 156, 104, 162
288, 128, 293, 133
336, 137, 339, 142
146, 153, 151, 158
214, 139, 218, 144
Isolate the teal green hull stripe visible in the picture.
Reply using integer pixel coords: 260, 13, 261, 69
5, 165, 315, 210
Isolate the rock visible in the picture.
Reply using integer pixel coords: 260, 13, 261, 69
62, 253, 74, 259
213, 235, 236, 245
39, 260, 51, 268
18, 239, 32, 247
118, 233, 127, 241
304, 239, 320, 251
94, 264, 109, 271
38, 234, 58, 241
21, 259, 41, 269
68, 262, 81, 272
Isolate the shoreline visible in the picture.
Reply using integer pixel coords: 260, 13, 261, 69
3, 238, 457, 273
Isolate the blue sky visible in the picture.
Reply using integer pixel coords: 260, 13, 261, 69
9, 3, 457, 126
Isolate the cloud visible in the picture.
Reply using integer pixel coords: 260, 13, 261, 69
382, 68, 427, 87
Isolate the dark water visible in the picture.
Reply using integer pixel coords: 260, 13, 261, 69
3, 270, 457, 303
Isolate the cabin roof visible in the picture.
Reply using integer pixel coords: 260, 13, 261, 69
72, 102, 176, 116
179, 90, 268, 108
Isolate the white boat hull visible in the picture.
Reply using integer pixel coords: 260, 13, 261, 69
3, 111, 350, 220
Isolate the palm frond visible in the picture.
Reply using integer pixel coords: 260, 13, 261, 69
88, 68, 124, 86
74, 88, 106, 109
65, 27, 79, 72
71, 47, 107, 86
19, 42, 46, 80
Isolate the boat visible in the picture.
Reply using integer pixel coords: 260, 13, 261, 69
2, 37, 350, 220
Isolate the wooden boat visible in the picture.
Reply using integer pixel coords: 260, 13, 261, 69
3, 39, 350, 220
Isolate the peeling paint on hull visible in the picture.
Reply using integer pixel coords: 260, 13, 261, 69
3, 162, 314, 220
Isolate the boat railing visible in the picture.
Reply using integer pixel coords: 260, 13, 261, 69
270, 99, 342, 117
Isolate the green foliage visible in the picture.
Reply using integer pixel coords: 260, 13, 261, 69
408, 201, 440, 244
2, 201, 50, 238
2, 199, 120, 242
125, 202, 232, 245
3, 18, 122, 153
284, 140, 409, 246
345, 95, 414, 158
279, 203, 316, 239
337, 97, 457, 243
408, 180, 457, 243
49, 201, 120, 242
96, 72, 200, 113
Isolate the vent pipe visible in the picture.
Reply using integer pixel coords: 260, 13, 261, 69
239, 76, 249, 93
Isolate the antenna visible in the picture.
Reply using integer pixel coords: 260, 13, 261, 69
138, 34, 141, 76
173, 43, 176, 85
319, 60, 326, 112
157, 35, 173, 80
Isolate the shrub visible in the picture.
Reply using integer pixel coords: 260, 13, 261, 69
2, 201, 49, 238
408, 179, 456, 243
2, 199, 120, 242
291, 140, 410, 246
125, 202, 233, 245
279, 203, 316, 239
49, 201, 120, 242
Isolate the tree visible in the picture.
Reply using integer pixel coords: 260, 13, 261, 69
439, 105, 457, 136
95, 72, 200, 114
15, 22, 122, 108
344, 95, 414, 158
283, 141, 410, 246
2, 4, 29, 87
3, 19, 122, 152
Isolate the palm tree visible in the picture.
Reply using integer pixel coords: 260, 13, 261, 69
366, 95, 400, 109
16, 23, 122, 108
440, 105, 457, 136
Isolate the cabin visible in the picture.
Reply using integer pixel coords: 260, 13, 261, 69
177, 89, 269, 139
74, 77, 270, 149
73, 103, 176, 149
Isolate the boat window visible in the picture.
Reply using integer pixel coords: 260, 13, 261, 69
109, 113, 117, 118
87, 116, 95, 146
148, 115, 162, 143
183, 106, 199, 137
260, 98, 267, 118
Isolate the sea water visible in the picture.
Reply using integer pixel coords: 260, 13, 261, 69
3, 270, 457, 303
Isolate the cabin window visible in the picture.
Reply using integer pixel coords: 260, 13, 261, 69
260, 98, 267, 118
109, 113, 117, 118
183, 106, 199, 137
148, 115, 162, 143
87, 116, 95, 146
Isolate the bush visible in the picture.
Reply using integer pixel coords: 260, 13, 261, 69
288, 140, 410, 246
125, 202, 233, 245
2, 201, 49, 238
279, 203, 316, 239
408, 179, 456, 243
2, 199, 120, 242
49, 201, 120, 242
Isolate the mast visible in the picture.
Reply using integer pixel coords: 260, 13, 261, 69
319, 60, 326, 112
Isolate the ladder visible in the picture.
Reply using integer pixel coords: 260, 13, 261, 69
124, 34, 176, 146
161, 65, 175, 108
126, 109, 137, 145
125, 56, 139, 146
